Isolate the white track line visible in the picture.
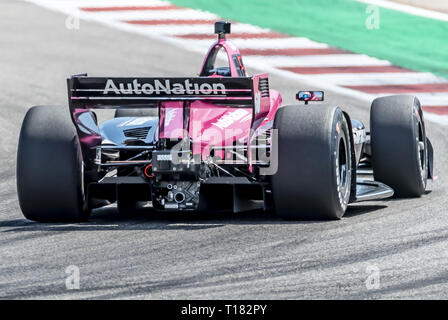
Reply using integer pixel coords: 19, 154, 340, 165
306, 72, 448, 86
245, 54, 391, 68
52, 0, 171, 8
125, 23, 269, 35
182, 38, 330, 50
356, 0, 448, 22
85, 9, 218, 21
374, 92, 448, 106
421, 113, 448, 126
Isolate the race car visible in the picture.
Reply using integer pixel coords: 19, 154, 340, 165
16, 21, 433, 221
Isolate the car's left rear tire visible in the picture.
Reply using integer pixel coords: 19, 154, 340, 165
17, 106, 90, 222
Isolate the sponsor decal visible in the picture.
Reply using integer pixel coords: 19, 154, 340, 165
254, 92, 261, 114
353, 128, 367, 144
212, 109, 250, 129
118, 117, 153, 127
164, 108, 177, 127
103, 79, 226, 95
157, 154, 172, 161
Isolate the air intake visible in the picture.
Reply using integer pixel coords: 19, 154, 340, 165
123, 126, 150, 139
258, 78, 270, 98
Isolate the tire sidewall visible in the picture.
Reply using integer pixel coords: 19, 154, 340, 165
412, 100, 428, 191
331, 111, 352, 218
272, 105, 352, 220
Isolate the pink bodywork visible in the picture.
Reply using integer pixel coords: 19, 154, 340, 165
72, 36, 283, 169
159, 37, 282, 162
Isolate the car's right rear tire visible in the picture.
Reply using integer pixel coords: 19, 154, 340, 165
17, 106, 89, 222
271, 105, 352, 220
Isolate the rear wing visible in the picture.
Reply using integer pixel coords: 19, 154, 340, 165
67, 75, 265, 109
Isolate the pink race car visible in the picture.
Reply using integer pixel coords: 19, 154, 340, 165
16, 21, 433, 221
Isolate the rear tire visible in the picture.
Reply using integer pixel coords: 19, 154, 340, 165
271, 105, 352, 220
114, 108, 158, 118
17, 106, 89, 222
370, 95, 427, 197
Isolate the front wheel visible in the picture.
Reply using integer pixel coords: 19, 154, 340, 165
370, 95, 428, 197
271, 105, 352, 220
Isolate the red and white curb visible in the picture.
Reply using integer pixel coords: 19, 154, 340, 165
25, 0, 448, 125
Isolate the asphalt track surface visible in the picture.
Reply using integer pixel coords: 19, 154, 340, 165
1, 0, 447, 299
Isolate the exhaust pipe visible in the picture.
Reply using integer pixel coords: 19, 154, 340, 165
174, 192, 186, 203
